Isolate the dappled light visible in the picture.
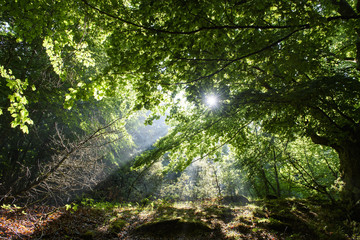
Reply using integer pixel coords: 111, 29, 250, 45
2, 0, 360, 239
0, 198, 353, 239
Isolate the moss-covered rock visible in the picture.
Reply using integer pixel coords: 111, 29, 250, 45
109, 218, 127, 233
265, 217, 292, 232
82, 230, 96, 240
132, 218, 219, 239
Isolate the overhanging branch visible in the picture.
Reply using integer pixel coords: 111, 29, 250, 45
328, 0, 360, 70
81, 0, 309, 35
177, 27, 307, 85
329, 0, 357, 17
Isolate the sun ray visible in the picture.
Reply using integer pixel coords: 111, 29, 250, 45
205, 95, 218, 108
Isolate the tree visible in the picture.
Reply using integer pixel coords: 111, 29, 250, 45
231, 128, 340, 200
0, 0, 144, 204
2, 0, 360, 203
81, 0, 359, 202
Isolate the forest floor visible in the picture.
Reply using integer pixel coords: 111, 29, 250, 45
0, 198, 359, 239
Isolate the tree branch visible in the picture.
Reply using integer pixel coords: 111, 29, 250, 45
309, 105, 344, 131
329, 0, 357, 17
192, 121, 250, 164
325, 97, 357, 125
307, 130, 342, 153
327, 15, 360, 20
287, 154, 335, 202
175, 27, 307, 85
11, 119, 119, 199
328, 0, 360, 70
81, 0, 309, 35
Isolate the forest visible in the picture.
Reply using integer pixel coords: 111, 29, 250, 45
1, 0, 360, 239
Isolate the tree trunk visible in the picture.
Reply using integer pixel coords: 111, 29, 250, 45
336, 141, 360, 202
273, 149, 281, 197
310, 133, 360, 202
273, 163, 281, 197
211, 165, 222, 199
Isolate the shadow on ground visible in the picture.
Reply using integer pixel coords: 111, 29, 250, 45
15, 198, 353, 240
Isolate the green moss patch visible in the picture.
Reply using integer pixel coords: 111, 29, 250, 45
109, 219, 127, 233
132, 218, 221, 239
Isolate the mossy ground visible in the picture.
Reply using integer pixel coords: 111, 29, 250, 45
1, 198, 358, 239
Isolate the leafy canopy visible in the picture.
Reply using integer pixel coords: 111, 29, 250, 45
2, 0, 360, 175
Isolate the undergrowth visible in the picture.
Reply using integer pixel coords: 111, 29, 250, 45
0, 198, 358, 239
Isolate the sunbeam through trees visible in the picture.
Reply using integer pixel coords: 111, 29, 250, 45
1, 0, 360, 239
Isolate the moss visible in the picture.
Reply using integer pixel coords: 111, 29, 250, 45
82, 230, 96, 239
109, 218, 127, 233
133, 218, 213, 238
266, 217, 292, 232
